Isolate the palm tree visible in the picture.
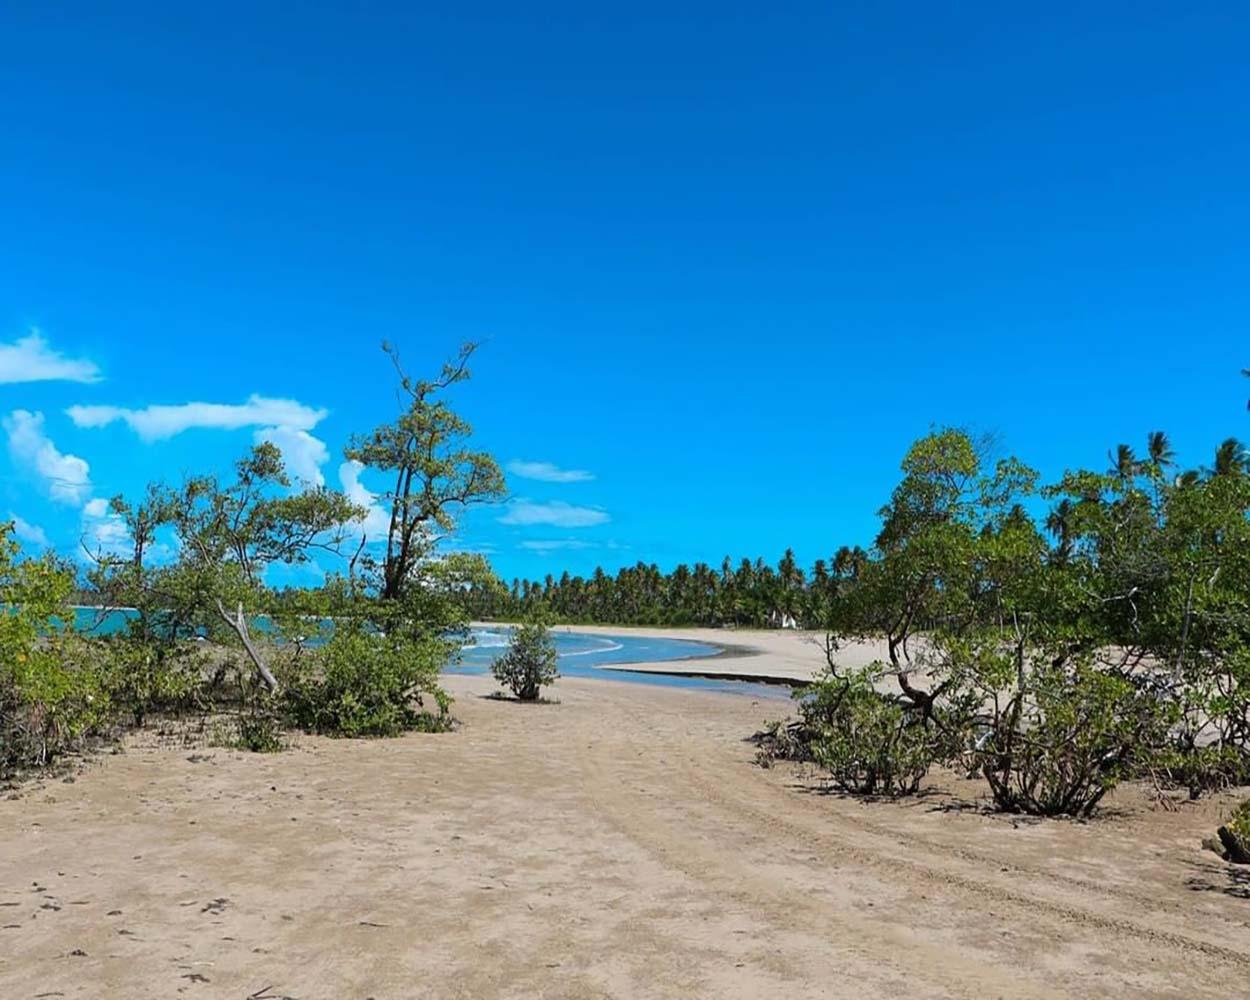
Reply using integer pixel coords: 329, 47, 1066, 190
1108, 443, 1138, 483
832, 545, 867, 579
1145, 430, 1175, 471
1045, 499, 1075, 563
1212, 437, 1248, 477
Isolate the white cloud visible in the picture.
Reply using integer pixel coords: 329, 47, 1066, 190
66, 394, 327, 442
507, 459, 594, 484
0, 331, 101, 384
8, 513, 49, 548
3, 410, 93, 505
338, 460, 393, 543
498, 499, 609, 528
438, 541, 498, 556
518, 539, 594, 552
265, 559, 329, 587
81, 499, 131, 558
79, 497, 179, 564
255, 426, 328, 486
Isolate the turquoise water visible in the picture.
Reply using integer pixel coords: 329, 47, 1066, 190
67, 608, 787, 699
454, 626, 787, 698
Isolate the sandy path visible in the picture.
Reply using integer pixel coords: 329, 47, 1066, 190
2, 673, 1248, 999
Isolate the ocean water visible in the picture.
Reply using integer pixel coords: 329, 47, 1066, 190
67, 609, 788, 699
455, 626, 787, 698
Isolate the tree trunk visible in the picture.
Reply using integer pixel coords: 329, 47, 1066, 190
215, 599, 280, 694
1218, 825, 1250, 865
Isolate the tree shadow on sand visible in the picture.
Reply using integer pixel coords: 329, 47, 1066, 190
1182, 856, 1250, 900
781, 776, 1136, 824
787, 781, 957, 809
478, 691, 561, 705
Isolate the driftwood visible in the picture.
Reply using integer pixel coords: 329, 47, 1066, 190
751, 719, 815, 765
214, 599, 279, 694
1217, 825, 1250, 865
247, 987, 299, 1000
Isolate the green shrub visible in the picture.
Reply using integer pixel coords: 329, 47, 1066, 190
973, 664, 1171, 817
796, 668, 946, 796
214, 691, 287, 753
97, 638, 206, 726
491, 621, 559, 701
1227, 799, 1250, 841
235, 713, 285, 752
1, 531, 113, 777
1153, 743, 1250, 799
1, 639, 111, 775
282, 624, 452, 737
1216, 799, 1250, 864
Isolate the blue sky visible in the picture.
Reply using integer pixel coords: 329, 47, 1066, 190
1, 2, 1247, 583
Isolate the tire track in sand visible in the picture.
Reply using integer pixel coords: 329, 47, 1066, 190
686, 762, 1250, 970
583, 690, 1250, 986
577, 721, 1060, 999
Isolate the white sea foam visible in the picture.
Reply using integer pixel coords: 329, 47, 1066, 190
466, 628, 510, 648
559, 639, 623, 658
461, 628, 623, 657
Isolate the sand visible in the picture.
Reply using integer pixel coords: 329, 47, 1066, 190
2, 636, 1249, 999
557, 624, 891, 684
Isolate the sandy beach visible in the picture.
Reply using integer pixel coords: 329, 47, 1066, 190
555, 624, 891, 684
2, 636, 1248, 999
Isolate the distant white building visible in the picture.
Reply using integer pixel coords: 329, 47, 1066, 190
766, 610, 798, 629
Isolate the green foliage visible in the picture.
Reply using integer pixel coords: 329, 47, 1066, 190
972, 663, 1173, 816
784, 667, 948, 795
96, 639, 206, 726
344, 342, 506, 601
1, 527, 110, 775
1227, 799, 1250, 844
170, 443, 363, 692
233, 711, 286, 753
219, 692, 287, 753
4, 342, 514, 781
1155, 744, 1250, 797
281, 623, 452, 737
82, 484, 182, 638
1217, 798, 1250, 864
491, 620, 559, 701
466, 549, 822, 629
756, 419, 1250, 816
2, 636, 110, 775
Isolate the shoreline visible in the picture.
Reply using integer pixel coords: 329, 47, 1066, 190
468, 622, 800, 695
478, 622, 873, 685
596, 640, 807, 688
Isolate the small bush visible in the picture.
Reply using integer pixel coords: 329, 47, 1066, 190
282, 625, 453, 737
1, 643, 110, 776
1, 536, 112, 777
215, 692, 286, 753
973, 664, 1170, 817
794, 668, 945, 796
1216, 799, 1250, 864
491, 621, 559, 701
97, 638, 206, 726
1227, 800, 1250, 842
1152, 743, 1250, 800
